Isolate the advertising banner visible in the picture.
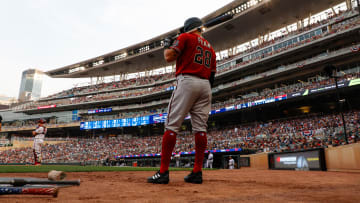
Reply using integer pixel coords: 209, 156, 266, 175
309, 81, 348, 94
287, 90, 307, 99
268, 148, 326, 171
37, 104, 56, 109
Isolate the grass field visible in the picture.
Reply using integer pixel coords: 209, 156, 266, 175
0, 165, 216, 173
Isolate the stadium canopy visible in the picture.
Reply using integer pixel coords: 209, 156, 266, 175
46, 0, 345, 78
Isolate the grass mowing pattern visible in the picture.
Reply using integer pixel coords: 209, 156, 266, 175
0, 165, 217, 173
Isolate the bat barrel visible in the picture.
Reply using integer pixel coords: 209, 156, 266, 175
203, 14, 233, 28
24, 179, 81, 186
0, 178, 80, 186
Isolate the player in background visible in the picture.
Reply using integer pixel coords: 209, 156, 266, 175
175, 152, 181, 168
32, 119, 47, 165
0, 115, 2, 132
207, 152, 213, 168
228, 156, 235, 169
148, 17, 216, 184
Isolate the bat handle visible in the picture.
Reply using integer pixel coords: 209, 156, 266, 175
0, 187, 22, 194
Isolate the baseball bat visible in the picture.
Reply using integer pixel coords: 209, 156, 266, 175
169, 13, 234, 40
203, 13, 233, 28
0, 178, 80, 187
0, 186, 58, 197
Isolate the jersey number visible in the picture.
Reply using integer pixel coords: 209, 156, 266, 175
194, 46, 212, 68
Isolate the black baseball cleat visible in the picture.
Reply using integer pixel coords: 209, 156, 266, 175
184, 171, 202, 184
147, 170, 169, 184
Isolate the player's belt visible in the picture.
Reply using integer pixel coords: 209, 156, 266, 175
178, 74, 208, 80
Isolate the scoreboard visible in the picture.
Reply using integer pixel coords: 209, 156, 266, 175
80, 114, 165, 130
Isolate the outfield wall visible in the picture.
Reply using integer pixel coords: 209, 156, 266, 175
325, 143, 360, 172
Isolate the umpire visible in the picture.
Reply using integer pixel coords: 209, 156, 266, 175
148, 17, 216, 184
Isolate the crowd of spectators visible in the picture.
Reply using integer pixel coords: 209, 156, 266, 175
82, 68, 359, 122
3, 68, 359, 129
205, 111, 359, 153
217, 11, 360, 74
44, 72, 175, 100
12, 9, 359, 111
216, 8, 352, 65
18, 82, 176, 110
0, 110, 358, 164
212, 70, 360, 110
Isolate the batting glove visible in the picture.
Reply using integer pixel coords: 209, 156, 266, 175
163, 37, 174, 49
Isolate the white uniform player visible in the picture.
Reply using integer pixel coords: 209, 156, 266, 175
228, 156, 235, 169
175, 152, 181, 168
207, 152, 213, 168
32, 119, 46, 165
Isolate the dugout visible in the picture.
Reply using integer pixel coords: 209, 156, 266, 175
117, 148, 255, 169
122, 156, 196, 168
222, 155, 239, 169
221, 155, 252, 169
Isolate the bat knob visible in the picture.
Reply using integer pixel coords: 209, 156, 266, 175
53, 188, 59, 197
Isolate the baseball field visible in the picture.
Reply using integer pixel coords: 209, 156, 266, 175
1, 165, 360, 202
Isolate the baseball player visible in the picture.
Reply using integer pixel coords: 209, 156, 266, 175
0, 115, 2, 132
228, 156, 235, 169
206, 152, 213, 168
175, 152, 181, 168
32, 119, 47, 165
148, 17, 216, 184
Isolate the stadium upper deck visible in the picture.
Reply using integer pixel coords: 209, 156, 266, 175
13, 10, 360, 114
46, 0, 346, 78
1, 0, 360, 135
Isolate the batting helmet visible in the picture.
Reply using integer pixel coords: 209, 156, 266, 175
183, 17, 203, 32
38, 118, 46, 124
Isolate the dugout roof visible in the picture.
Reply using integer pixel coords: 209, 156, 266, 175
46, 0, 345, 78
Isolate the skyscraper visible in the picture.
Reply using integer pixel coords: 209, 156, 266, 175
18, 69, 44, 102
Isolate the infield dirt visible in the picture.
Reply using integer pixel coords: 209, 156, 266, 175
1, 168, 359, 202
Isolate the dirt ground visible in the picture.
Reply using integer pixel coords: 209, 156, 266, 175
0, 169, 360, 203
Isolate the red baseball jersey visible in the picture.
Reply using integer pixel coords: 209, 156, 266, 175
170, 33, 216, 79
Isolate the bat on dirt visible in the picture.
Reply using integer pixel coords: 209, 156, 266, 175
169, 13, 234, 40
0, 178, 80, 187
0, 186, 59, 197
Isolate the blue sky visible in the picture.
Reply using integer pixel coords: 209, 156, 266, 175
0, 0, 233, 98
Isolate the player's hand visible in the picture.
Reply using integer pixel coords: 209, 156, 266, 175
163, 37, 174, 49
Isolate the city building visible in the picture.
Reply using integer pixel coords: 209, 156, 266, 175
18, 69, 44, 102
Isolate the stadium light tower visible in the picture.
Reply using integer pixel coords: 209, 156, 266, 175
324, 65, 348, 144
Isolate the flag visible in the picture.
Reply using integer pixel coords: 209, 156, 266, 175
351, 45, 359, 52
302, 130, 313, 136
